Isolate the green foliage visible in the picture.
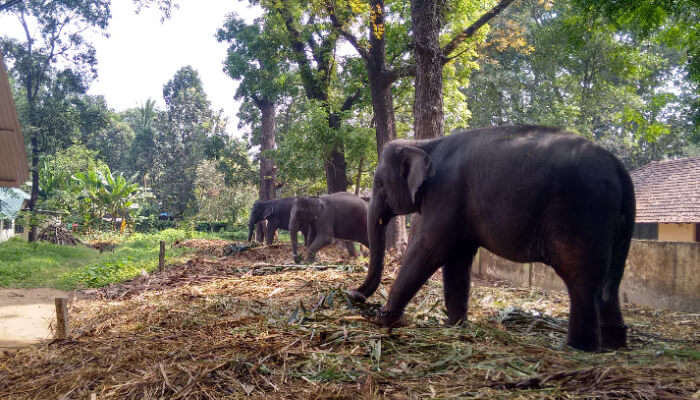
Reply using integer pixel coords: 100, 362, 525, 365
38, 145, 107, 214
193, 159, 257, 224
151, 66, 226, 217
462, 0, 697, 168
0, 229, 220, 290
0, 237, 101, 289
72, 164, 145, 230
217, 13, 294, 109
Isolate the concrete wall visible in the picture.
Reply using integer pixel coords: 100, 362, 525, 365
658, 223, 696, 242
473, 240, 700, 312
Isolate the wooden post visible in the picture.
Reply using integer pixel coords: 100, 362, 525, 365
159, 240, 165, 271
54, 297, 69, 339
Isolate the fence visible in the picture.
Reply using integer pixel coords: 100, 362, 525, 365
473, 239, 700, 312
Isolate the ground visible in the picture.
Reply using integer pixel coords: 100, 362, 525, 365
0, 239, 698, 399
0, 288, 70, 347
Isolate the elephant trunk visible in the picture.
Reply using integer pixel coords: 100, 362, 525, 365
348, 194, 388, 302
289, 206, 301, 261
247, 213, 257, 242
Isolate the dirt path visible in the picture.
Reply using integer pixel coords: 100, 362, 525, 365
0, 288, 71, 348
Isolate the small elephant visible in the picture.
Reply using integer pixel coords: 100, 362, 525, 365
347, 125, 635, 352
248, 197, 312, 245
289, 192, 369, 263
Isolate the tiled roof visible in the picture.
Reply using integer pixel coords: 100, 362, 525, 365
630, 156, 700, 223
0, 53, 29, 187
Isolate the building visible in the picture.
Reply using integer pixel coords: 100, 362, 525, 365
1, 52, 29, 187
631, 156, 700, 242
0, 187, 29, 242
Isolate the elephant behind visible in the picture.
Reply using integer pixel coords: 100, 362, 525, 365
247, 197, 312, 245
289, 192, 369, 263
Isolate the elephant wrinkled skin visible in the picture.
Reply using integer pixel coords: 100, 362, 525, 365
348, 125, 635, 352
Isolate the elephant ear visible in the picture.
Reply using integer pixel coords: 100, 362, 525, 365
262, 206, 274, 219
399, 146, 433, 206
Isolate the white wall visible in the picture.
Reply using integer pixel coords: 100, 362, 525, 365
0, 218, 15, 243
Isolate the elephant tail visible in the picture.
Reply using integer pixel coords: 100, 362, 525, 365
602, 162, 636, 302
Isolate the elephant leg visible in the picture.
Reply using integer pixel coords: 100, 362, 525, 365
265, 221, 277, 245
442, 245, 478, 325
378, 233, 452, 327
565, 279, 602, 352
344, 241, 357, 257
598, 285, 626, 349
305, 234, 333, 263
599, 230, 630, 350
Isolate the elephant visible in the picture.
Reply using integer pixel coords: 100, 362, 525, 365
247, 197, 312, 245
289, 192, 369, 263
346, 125, 635, 352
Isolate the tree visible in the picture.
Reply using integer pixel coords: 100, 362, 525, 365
463, 0, 698, 168
151, 66, 224, 217
123, 99, 158, 185
218, 14, 294, 240
193, 159, 257, 224
262, 0, 367, 193
1, 0, 111, 241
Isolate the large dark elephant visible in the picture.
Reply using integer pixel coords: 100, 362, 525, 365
347, 125, 635, 352
289, 192, 369, 263
248, 198, 312, 245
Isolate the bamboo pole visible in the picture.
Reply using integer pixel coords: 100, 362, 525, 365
54, 297, 69, 339
159, 240, 165, 271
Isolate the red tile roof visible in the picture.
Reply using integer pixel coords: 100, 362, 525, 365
630, 156, 700, 223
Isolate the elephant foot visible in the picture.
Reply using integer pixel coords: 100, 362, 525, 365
373, 308, 408, 330
601, 324, 627, 350
566, 334, 601, 352
345, 289, 368, 303
293, 254, 303, 264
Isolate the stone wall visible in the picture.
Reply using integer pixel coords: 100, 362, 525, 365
473, 240, 700, 312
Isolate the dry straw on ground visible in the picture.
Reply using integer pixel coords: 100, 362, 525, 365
1, 240, 698, 399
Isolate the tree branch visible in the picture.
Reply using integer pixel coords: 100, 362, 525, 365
326, 2, 370, 61
441, 0, 516, 62
0, 0, 22, 13
340, 87, 363, 112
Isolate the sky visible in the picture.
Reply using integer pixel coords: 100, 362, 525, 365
1, 1, 262, 136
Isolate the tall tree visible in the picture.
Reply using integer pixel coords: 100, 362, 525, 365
264, 0, 365, 193
218, 14, 293, 240
124, 99, 158, 185
464, 0, 697, 168
152, 66, 223, 217
1, 0, 111, 241
410, 0, 515, 139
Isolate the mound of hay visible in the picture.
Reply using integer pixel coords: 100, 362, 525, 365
2, 240, 698, 399
37, 222, 81, 245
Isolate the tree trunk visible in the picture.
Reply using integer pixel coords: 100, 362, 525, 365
367, 0, 407, 249
27, 135, 39, 242
324, 146, 349, 193
407, 0, 446, 252
326, 112, 349, 193
256, 100, 277, 242
411, 0, 445, 139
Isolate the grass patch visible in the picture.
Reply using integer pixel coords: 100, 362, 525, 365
0, 229, 225, 290
0, 238, 101, 289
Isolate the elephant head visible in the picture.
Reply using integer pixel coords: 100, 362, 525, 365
248, 201, 273, 242
289, 196, 322, 261
348, 141, 434, 301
